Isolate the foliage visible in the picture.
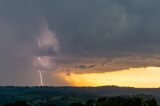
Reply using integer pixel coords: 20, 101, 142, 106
3, 101, 28, 106
96, 96, 158, 106
0, 86, 159, 106
69, 102, 85, 106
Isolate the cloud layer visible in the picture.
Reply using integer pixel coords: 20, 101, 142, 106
1, 0, 160, 85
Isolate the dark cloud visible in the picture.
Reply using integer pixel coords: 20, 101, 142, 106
75, 65, 96, 69
41, 0, 160, 56
34, 46, 57, 56
1, 0, 160, 85
2, 0, 159, 56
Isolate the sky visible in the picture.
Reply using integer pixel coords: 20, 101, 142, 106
1, 0, 160, 87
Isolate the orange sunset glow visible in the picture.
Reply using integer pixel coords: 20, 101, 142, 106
58, 67, 160, 88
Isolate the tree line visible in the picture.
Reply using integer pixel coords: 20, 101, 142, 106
3, 95, 158, 106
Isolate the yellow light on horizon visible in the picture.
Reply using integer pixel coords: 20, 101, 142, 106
58, 67, 160, 88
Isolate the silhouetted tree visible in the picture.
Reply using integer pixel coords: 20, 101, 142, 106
3, 103, 14, 106
96, 96, 158, 106
86, 100, 94, 106
14, 101, 28, 106
47, 103, 56, 106
3, 101, 28, 106
146, 98, 157, 106
96, 97, 107, 106
69, 102, 85, 106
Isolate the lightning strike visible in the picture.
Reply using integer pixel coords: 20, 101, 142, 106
38, 70, 43, 86
34, 19, 60, 86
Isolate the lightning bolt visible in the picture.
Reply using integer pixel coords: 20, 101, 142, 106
38, 70, 43, 86
34, 19, 60, 86
36, 37, 45, 86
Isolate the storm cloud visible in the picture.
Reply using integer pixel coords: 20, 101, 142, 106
1, 0, 160, 85
41, 0, 160, 56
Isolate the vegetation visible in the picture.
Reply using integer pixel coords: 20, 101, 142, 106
2, 96, 157, 106
96, 96, 157, 106
3, 101, 28, 106
0, 86, 159, 106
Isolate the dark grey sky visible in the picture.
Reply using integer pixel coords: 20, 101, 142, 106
1, 0, 160, 86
